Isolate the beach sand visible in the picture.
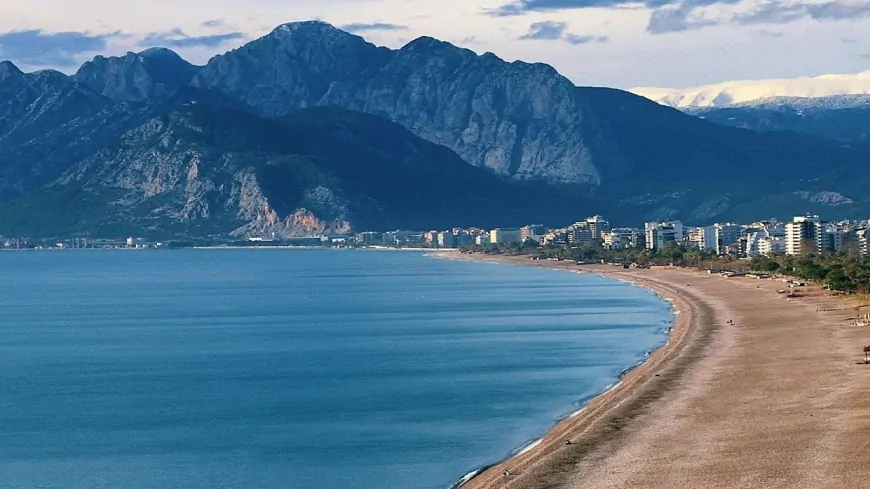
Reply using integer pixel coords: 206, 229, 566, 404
436, 251, 870, 489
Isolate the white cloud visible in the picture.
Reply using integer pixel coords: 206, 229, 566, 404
1, 0, 870, 88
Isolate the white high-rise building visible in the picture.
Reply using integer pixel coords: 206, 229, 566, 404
644, 221, 684, 250
785, 215, 822, 255
701, 223, 743, 254
758, 236, 786, 256
490, 228, 522, 244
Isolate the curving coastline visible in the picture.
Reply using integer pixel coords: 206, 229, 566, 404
435, 251, 869, 489
435, 252, 708, 489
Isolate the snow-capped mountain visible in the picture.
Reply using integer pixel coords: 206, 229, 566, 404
631, 70, 870, 108
685, 93, 870, 144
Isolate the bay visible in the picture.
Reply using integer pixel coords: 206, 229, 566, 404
0, 249, 671, 489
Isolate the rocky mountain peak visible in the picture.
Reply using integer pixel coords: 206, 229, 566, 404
31, 69, 71, 86
271, 20, 343, 36
74, 48, 198, 102
0, 60, 23, 81
191, 21, 391, 115
138, 47, 184, 60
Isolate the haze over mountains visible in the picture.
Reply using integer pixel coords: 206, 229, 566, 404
1, 20, 869, 239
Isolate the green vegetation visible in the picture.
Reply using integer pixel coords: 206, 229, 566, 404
749, 253, 870, 293
461, 240, 870, 294
460, 240, 722, 267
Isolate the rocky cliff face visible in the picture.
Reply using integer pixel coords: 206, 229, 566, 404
0, 65, 125, 197
51, 102, 356, 238
74, 48, 199, 102
0, 92, 588, 238
192, 22, 618, 184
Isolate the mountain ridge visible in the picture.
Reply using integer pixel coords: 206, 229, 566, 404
1, 21, 870, 238
631, 70, 870, 108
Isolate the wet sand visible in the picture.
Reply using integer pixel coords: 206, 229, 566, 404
436, 252, 870, 489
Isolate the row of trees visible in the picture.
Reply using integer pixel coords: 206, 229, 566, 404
460, 240, 724, 268
461, 239, 870, 294
749, 253, 870, 293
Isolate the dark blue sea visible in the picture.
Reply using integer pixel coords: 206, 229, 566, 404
0, 249, 671, 489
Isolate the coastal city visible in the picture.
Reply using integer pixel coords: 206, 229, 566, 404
5, 214, 870, 258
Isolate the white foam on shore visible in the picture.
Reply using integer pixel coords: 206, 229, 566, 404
450, 468, 485, 489
569, 407, 587, 418
513, 438, 543, 457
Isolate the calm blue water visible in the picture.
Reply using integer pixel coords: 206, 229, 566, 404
0, 249, 671, 489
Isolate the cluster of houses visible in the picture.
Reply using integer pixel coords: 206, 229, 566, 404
354, 214, 870, 257
8, 214, 867, 257
1, 237, 160, 250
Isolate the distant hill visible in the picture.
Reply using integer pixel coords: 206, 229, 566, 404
686, 95, 870, 144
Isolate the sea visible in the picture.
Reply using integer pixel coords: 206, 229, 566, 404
0, 249, 672, 489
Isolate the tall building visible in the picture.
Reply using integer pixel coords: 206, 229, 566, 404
520, 224, 548, 242
745, 230, 769, 257
785, 215, 822, 255
437, 231, 456, 248
568, 224, 594, 246
701, 223, 743, 254
821, 225, 846, 253
644, 221, 683, 250
355, 232, 383, 245
843, 228, 869, 255
490, 228, 522, 244
858, 229, 870, 256
585, 216, 611, 240
757, 236, 786, 256
686, 227, 705, 249
604, 228, 645, 249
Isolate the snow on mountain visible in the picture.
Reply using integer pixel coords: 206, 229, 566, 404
631, 70, 870, 108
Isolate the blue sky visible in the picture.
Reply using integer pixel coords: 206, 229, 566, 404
2, 0, 870, 88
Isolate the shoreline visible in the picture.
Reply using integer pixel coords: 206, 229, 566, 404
436, 251, 870, 489
433, 251, 704, 489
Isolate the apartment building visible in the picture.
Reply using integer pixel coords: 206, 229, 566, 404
785, 215, 823, 255
644, 221, 683, 250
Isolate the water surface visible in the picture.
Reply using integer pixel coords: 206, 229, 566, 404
0, 249, 670, 489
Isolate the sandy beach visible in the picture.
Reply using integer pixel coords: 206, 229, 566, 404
436, 251, 870, 489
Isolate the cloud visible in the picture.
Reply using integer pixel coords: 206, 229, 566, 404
340, 22, 409, 33
455, 36, 481, 44
0, 29, 123, 66
647, 5, 715, 33
493, 0, 635, 16
565, 33, 610, 43
491, 0, 735, 16
733, 0, 870, 25
806, 1, 870, 20
757, 29, 785, 37
518, 21, 608, 44
732, 2, 807, 24
140, 28, 244, 48
519, 20, 568, 39
201, 19, 227, 28
644, 0, 870, 35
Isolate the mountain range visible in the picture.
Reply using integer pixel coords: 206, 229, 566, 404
685, 95, 870, 145
1, 20, 869, 239
631, 70, 870, 108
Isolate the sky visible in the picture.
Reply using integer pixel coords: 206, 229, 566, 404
1, 0, 870, 89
